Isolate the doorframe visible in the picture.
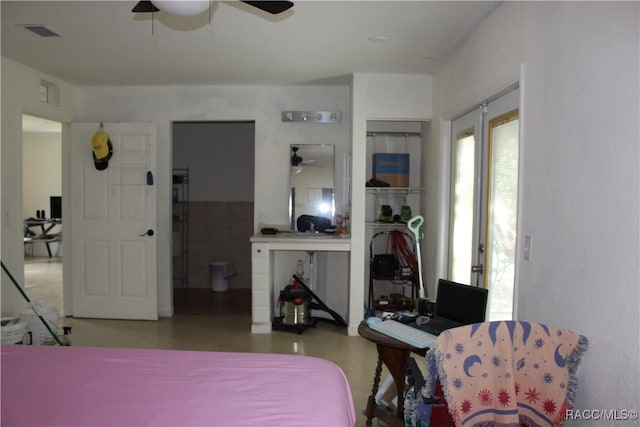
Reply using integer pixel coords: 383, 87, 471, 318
437, 80, 523, 320
19, 113, 69, 314
169, 120, 256, 312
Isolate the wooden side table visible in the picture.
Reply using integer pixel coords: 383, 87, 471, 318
358, 321, 428, 427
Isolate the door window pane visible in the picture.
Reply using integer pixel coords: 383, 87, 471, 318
450, 132, 476, 283
486, 112, 519, 320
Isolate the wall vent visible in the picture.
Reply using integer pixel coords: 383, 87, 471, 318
18, 25, 61, 38
40, 80, 60, 106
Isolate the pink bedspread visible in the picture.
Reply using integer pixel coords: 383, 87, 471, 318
1, 345, 356, 426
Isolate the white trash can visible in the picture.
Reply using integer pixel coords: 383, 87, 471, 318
210, 262, 234, 292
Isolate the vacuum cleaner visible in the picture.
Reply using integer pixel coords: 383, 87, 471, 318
273, 274, 347, 334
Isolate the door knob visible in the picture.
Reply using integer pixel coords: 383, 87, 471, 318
140, 229, 154, 237
471, 264, 484, 273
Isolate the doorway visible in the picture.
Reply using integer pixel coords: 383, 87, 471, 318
171, 121, 255, 315
448, 87, 520, 320
22, 114, 64, 313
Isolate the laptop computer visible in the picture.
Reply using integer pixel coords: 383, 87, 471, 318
414, 279, 489, 336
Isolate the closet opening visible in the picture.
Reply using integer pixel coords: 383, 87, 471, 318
364, 120, 430, 310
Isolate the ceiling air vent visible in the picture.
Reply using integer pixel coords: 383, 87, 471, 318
18, 25, 61, 38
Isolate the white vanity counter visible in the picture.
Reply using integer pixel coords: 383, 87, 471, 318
250, 233, 351, 334
250, 232, 351, 247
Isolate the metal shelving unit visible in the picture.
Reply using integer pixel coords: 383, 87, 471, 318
172, 168, 189, 288
365, 127, 424, 310
368, 230, 418, 311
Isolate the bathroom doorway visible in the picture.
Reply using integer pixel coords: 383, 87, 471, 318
171, 121, 255, 315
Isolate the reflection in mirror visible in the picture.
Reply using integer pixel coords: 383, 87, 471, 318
289, 144, 335, 230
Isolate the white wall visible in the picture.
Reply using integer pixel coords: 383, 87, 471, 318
1, 58, 76, 316
1, 58, 352, 317
361, 73, 432, 121
23, 132, 62, 217
1, 61, 468, 336
4, 8, 637, 414
428, 1, 639, 418
73, 84, 351, 316
172, 122, 254, 202
22, 132, 62, 257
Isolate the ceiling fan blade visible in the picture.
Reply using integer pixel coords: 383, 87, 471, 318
132, 1, 159, 13
242, 1, 293, 14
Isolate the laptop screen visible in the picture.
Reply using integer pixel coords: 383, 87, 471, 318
435, 279, 489, 324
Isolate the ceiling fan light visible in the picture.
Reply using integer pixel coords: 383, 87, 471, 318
152, 1, 210, 16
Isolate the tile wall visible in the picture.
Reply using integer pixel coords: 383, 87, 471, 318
180, 201, 253, 289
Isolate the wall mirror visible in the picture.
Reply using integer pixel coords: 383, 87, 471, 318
289, 144, 335, 230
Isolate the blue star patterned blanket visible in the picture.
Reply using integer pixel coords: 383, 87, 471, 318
420, 321, 588, 427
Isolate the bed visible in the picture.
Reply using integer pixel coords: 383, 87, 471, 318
1, 345, 356, 426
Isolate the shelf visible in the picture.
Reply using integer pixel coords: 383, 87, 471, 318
373, 302, 416, 312
366, 187, 425, 194
365, 222, 411, 229
366, 189, 423, 226
371, 274, 415, 282
173, 168, 189, 288
373, 291, 416, 312
367, 131, 421, 138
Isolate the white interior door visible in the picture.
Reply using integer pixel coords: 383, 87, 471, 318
69, 122, 157, 320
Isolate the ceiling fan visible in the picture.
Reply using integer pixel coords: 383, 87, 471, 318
291, 146, 304, 167
132, 1, 294, 15
291, 146, 324, 174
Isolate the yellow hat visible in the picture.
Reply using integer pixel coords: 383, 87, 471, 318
91, 130, 113, 170
92, 131, 110, 159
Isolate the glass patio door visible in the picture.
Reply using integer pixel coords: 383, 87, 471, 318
448, 88, 519, 320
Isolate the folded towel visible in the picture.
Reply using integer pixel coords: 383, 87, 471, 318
422, 321, 588, 427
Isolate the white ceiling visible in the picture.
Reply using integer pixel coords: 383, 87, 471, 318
1, 1, 501, 87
